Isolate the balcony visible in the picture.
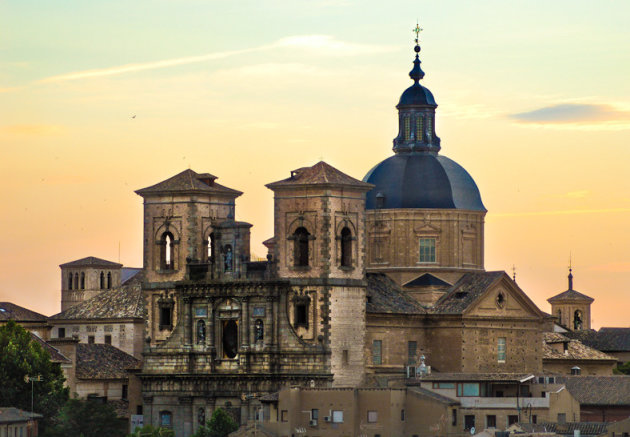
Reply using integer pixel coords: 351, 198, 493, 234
459, 396, 549, 409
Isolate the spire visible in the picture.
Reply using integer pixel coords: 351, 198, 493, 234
568, 254, 574, 290
410, 22, 425, 83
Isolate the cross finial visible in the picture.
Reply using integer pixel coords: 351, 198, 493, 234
512, 265, 517, 282
413, 21, 423, 44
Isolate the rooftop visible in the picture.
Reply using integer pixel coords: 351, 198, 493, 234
366, 273, 426, 315
135, 169, 242, 197
76, 343, 141, 379
59, 256, 123, 269
30, 333, 71, 364
50, 270, 144, 320
543, 332, 617, 362
565, 328, 630, 352
0, 408, 42, 424
432, 271, 505, 314
420, 373, 535, 383
556, 376, 630, 405
0, 302, 47, 322
267, 161, 373, 190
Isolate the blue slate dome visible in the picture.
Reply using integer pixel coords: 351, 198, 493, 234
363, 153, 486, 211
398, 83, 436, 107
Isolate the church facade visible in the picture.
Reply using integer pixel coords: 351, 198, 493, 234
135, 38, 551, 435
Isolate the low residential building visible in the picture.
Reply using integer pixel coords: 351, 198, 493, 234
565, 329, 630, 365
0, 408, 42, 437
556, 376, 630, 422
543, 332, 617, 376
0, 302, 50, 340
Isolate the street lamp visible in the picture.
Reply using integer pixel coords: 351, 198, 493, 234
24, 374, 42, 414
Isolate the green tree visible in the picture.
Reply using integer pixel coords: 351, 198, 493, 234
48, 398, 126, 437
614, 361, 630, 375
193, 408, 239, 437
128, 424, 175, 437
0, 320, 68, 435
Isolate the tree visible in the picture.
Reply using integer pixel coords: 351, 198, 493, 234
48, 398, 126, 437
0, 320, 68, 435
193, 408, 239, 437
614, 361, 630, 375
128, 425, 175, 437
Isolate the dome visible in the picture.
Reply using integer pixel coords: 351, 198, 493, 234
398, 83, 436, 107
363, 153, 486, 211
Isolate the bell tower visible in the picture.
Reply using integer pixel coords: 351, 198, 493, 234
548, 268, 594, 331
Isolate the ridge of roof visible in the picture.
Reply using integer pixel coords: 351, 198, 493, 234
135, 169, 242, 197
543, 332, 617, 361
0, 302, 48, 321
266, 161, 373, 190
59, 256, 122, 268
50, 271, 145, 320
366, 273, 426, 315
432, 271, 504, 314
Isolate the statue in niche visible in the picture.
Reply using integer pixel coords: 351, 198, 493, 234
198, 407, 205, 425
224, 245, 233, 272
197, 320, 206, 344
255, 319, 264, 341
574, 310, 583, 330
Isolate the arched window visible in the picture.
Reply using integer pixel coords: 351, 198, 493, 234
574, 310, 583, 330
99, 271, 105, 289
293, 227, 310, 267
197, 320, 206, 344
74, 273, 79, 290
80, 272, 85, 290
340, 227, 352, 267
107, 272, 112, 289
208, 233, 215, 262
222, 320, 238, 358
255, 319, 264, 341
224, 245, 233, 272
160, 232, 175, 270
159, 411, 172, 428
68, 272, 73, 290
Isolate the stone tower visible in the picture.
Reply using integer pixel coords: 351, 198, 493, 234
266, 161, 373, 386
548, 269, 594, 331
59, 256, 122, 311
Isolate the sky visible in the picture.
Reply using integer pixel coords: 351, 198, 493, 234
1, 0, 629, 328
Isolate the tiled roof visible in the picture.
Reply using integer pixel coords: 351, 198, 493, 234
366, 273, 426, 315
121, 267, 142, 284
108, 399, 130, 418
0, 408, 42, 423
50, 271, 144, 320
135, 169, 242, 197
259, 392, 279, 402
565, 328, 630, 352
266, 161, 373, 190
556, 376, 630, 405
409, 387, 459, 405
59, 256, 122, 269
548, 289, 594, 303
0, 302, 47, 322
76, 343, 141, 379
543, 332, 617, 361
432, 271, 504, 314
420, 372, 534, 383
516, 422, 610, 436
30, 333, 71, 364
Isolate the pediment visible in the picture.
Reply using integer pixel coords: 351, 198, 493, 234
413, 222, 441, 235
464, 275, 544, 320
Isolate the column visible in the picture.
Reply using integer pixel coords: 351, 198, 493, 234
183, 296, 192, 347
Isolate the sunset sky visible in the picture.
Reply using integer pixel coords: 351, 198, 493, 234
1, 1, 629, 327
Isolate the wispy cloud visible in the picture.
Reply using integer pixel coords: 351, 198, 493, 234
564, 190, 590, 199
37, 35, 395, 84
0, 124, 66, 136
509, 103, 630, 129
491, 207, 630, 218
590, 262, 630, 273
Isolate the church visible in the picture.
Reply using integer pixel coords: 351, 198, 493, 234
132, 34, 556, 435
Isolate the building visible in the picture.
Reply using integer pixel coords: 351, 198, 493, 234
0, 408, 42, 437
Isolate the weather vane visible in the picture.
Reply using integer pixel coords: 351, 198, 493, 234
413, 21, 423, 44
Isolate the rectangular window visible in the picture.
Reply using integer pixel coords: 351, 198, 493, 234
281, 410, 288, 422
452, 409, 457, 426
367, 411, 378, 423
464, 415, 475, 431
311, 409, 318, 420
122, 384, 128, 400
88, 336, 95, 344
332, 410, 344, 423
58, 328, 66, 338
419, 238, 436, 263
557, 413, 566, 424
295, 303, 308, 328
486, 415, 496, 428
372, 340, 382, 365
194, 307, 208, 317
532, 415, 537, 424
498, 337, 506, 362
160, 411, 172, 427
159, 306, 172, 330
401, 409, 405, 421
508, 415, 519, 426
433, 382, 456, 389
404, 117, 411, 140
407, 341, 417, 365
342, 349, 349, 365
136, 405, 143, 415
457, 383, 480, 397
104, 335, 112, 345
416, 116, 424, 141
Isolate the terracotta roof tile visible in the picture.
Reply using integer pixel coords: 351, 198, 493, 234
556, 376, 630, 405
366, 273, 426, 314
565, 328, 630, 352
76, 343, 141, 379
50, 271, 144, 320
266, 161, 373, 190
547, 289, 594, 303
135, 169, 241, 197
431, 271, 504, 314
543, 332, 617, 361
30, 333, 71, 364
0, 302, 47, 322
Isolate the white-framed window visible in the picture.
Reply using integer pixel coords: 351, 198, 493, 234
372, 339, 382, 365
332, 410, 344, 423
419, 238, 436, 263
368, 411, 378, 423
498, 337, 506, 362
